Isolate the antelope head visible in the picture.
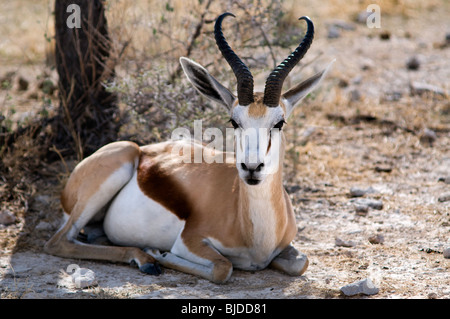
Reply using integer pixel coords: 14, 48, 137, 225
180, 13, 333, 186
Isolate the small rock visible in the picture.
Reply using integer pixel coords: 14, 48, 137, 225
374, 166, 393, 173
350, 186, 376, 197
351, 198, 383, 210
443, 248, 450, 259
331, 20, 356, 31
410, 82, 446, 97
368, 234, 384, 244
383, 91, 402, 102
35, 221, 52, 231
422, 248, 440, 254
351, 75, 362, 85
419, 128, 437, 145
438, 193, 450, 203
438, 177, 450, 184
427, 292, 438, 299
340, 278, 379, 296
355, 204, 369, 216
406, 56, 420, 70
5, 265, 32, 278
71, 267, 97, 289
335, 237, 356, 247
0, 210, 16, 226
350, 89, 361, 101
327, 26, 340, 39
286, 185, 301, 194
350, 187, 366, 197
379, 30, 391, 40
355, 11, 371, 24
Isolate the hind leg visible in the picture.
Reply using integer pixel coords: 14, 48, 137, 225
45, 142, 161, 275
45, 197, 161, 275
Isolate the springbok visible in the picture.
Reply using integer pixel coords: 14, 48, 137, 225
45, 13, 333, 283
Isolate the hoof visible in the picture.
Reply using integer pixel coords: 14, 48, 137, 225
143, 247, 161, 259
270, 248, 309, 276
296, 254, 309, 276
139, 262, 162, 276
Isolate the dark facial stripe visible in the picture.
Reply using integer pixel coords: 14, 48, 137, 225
266, 134, 272, 154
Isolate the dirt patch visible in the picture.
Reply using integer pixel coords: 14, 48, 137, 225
1, 123, 448, 299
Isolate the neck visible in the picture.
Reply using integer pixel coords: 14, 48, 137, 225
237, 150, 286, 249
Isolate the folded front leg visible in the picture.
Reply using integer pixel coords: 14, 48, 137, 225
145, 233, 233, 284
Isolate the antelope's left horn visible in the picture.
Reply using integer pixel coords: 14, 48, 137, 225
263, 16, 314, 107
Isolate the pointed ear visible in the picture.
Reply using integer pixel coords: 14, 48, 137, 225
282, 59, 335, 118
180, 57, 236, 110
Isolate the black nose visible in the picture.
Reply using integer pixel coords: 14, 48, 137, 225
241, 163, 264, 173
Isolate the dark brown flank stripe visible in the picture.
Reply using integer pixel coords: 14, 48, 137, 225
137, 153, 192, 220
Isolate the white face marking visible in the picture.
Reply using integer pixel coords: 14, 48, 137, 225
231, 104, 285, 185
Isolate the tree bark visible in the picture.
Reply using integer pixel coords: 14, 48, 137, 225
53, 0, 118, 160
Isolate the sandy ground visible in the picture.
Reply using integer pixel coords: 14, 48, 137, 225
1, 2, 449, 299
1, 128, 449, 299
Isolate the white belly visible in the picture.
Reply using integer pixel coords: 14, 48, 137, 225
103, 171, 185, 251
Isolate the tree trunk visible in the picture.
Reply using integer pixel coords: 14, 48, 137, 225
53, 0, 118, 160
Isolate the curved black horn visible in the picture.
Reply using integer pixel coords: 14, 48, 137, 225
263, 16, 314, 107
214, 12, 254, 106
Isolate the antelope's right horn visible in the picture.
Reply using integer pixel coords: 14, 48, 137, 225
214, 13, 254, 106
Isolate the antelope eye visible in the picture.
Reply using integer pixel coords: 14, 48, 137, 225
229, 119, 240, 129
273, 120, 286, 130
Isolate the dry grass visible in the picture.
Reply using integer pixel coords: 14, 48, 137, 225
0, 0, 54, 64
